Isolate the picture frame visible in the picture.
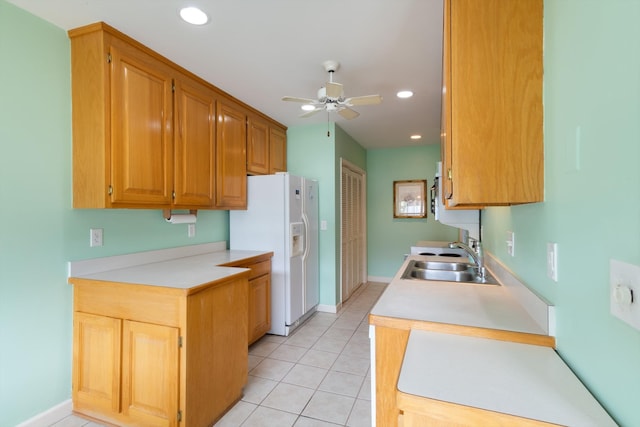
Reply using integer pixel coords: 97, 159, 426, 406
393, 180, 427, 218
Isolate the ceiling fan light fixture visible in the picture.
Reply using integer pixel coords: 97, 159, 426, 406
301, 104, 316, 111
179, 7, 209, 25
410, 134, 422, 140
397, 90, 414, 99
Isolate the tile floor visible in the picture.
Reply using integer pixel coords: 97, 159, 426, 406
50, 281, 386, 427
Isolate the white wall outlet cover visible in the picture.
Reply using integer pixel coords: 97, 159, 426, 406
90, 228, 103, 247
610, 259, 640, 331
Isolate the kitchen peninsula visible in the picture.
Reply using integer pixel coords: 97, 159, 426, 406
369, 251, 617, 426
67, 243, 272, 427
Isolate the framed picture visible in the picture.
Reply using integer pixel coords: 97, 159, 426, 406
393, 180, 427, 218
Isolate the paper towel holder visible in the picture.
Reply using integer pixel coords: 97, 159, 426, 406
163, 209, 198, 221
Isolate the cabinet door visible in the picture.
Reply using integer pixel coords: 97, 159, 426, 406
73, 312, 122, 415
269, 127, 287, 174
248, 274, 271, 344
216, 100, 247, 208
109, 40, 174, 207
247, 117, 270, 175
121, 320, 179, 427
173, 76, 216, 208
445, 0, 543, 206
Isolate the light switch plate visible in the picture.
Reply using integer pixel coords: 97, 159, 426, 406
610, 259, 640, 331
188, 223, 196, 238
547, 243, 558, 282
506, 231, 515, 256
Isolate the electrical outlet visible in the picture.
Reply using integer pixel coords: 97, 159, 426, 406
547, 243, 558, 282
90, 228, 103, 247
188, 223, 196, 238
506, 231, 515, 256
610, 259, 640, 331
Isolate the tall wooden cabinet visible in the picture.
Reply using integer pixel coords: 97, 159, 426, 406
216, 100, 247, 209
247, 115, 287, 175
69, 271, 249, 427
441, 0, 543, 207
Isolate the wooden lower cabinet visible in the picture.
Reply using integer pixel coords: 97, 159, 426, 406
70, 273, 249, 427
222, 253, 272, 345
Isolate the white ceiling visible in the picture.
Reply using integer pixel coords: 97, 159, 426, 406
8, 0, 444, 149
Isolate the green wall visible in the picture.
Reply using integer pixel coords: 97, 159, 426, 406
0, 3, 228, 425
366, 145, 459, 278
287, 123, 367, 307
482, 1, 640, 425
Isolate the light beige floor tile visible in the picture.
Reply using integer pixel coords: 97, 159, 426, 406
250, 358, 295, 381
242, 375, 279, 404
248, 354, 264, 370
331, 354, 370, 377
241, 405, 298, 427
285, 332, 320, 348
331, 318, 360, 331
214, 400, 257, 426
282, 363, 328, 389
261, 382, 314, 414
302, 391, 355, 425
318, 371, 365, 397
346, 399, 372, 427
323, 327, 355, 341
268, 344, 309, 363
249, 340, 281, 357
298, 348, 339, 369
312, 336, 349, 354
358, 374, 371, 401
340, 341, 370, 359
262, 334, 288, 344
51, 415, 95, 427
294, 416, 342, 426
296, 323, 331, 337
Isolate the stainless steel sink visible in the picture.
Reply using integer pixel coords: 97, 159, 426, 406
401, 260, 498, 285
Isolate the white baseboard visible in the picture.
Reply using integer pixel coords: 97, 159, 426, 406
317, 303, 339, 313
16, 399, 72, 427
367, 275, 392, 283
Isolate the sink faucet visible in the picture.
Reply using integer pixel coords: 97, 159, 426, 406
449, 241, 486, 280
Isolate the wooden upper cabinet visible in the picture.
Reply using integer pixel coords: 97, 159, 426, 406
173, 76, 216, 208
69, 22, 285, 211
109, 40, 174, 207
442, 0, 543, 207
247, 116, 287, 176
269, 127, 287, 174
216, 100, 247, 208
247, 116, 270, 175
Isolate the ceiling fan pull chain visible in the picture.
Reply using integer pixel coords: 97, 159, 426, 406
327, 113, 330, 137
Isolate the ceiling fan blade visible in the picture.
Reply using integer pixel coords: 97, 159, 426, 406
338, 107, 360, 120
345, 94, 383, 106
282, 96, 316, 103
325, 82, 343, 99
299, 108, 323, 118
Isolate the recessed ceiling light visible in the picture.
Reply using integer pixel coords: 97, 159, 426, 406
410, 134, 422, 140
397, 90, 414, 99
179, 7, 209, 25
301, 104, 316, 111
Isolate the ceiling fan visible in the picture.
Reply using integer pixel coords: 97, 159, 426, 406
282, 60, 383, 120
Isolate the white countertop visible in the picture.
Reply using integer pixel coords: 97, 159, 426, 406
370, 255, 546, 335
398, 329, 617, 426
68, 247, 271, 290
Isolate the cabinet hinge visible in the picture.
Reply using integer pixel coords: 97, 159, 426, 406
447, 168, 453, 180
178, 336, 183, 348
172, 82, 176, 92
108, 185, 113, 195
177, 410, 182, 422
107, 53, 112, 63
172, 191, 176, 200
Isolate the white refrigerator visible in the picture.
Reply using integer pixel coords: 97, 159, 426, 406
230, 173, 319, 336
